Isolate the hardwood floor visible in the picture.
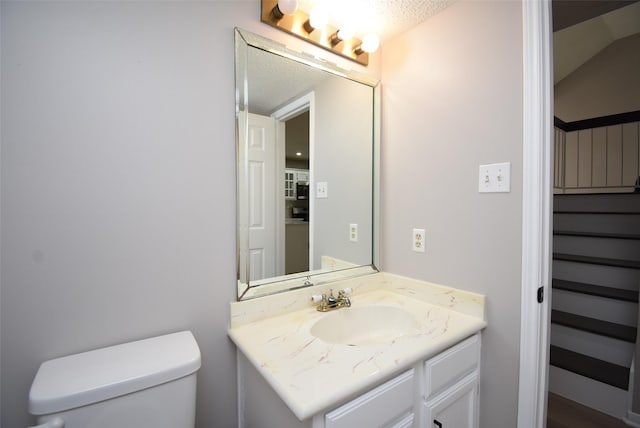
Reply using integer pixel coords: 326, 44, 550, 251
547, 393, 629, 428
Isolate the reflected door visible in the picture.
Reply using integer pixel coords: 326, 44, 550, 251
247, 113, 277, 280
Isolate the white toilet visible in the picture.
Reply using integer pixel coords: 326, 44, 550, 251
28, 330, 201, 428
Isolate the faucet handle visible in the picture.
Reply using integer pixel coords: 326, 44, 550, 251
311, 294, 323, 303
341, 287, 352, 295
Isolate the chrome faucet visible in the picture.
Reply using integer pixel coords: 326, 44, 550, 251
314, 288, 352, 312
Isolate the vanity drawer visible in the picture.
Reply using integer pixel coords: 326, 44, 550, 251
424, 334, 480, 400
325, 369, 414, 428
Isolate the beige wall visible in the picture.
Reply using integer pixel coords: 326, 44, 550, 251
380, 1, 523, 426
555, 33, 640, 122
1, 1, 528, 427
0, 2, 245, 427
0, 2, 381, 427
314, 76, 374, 268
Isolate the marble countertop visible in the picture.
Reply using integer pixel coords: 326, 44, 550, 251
228, 272, 486, 420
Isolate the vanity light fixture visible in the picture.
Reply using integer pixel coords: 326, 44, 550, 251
260, 0, 378, 66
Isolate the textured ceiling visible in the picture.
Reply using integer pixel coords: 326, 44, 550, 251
247, 46, 330, 115
297, 0, 455, 41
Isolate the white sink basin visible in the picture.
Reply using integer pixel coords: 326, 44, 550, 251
310, 306, 419, 346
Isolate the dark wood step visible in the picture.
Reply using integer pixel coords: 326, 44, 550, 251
554, 230, 640, 240
554, 193, 640, 214
553, 253, 640, 269
554, 211, 640, 215
552, 279, 639, 302
549, 345, 629, 390
551, 310, 637, 342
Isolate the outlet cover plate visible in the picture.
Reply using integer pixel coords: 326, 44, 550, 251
412, 228, 426, 253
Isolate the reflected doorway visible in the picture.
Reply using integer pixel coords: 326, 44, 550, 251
283, 111, 310, 275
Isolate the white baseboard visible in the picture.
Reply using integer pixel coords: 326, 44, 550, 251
548, 366, 628, 418
624, 411, 640, 427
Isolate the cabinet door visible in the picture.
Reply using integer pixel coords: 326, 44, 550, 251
285, 170, 296, 199
325, 369, 414, 428
424, 374, 478, 428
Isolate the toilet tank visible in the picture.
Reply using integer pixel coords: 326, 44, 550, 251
29, 331, 201, 428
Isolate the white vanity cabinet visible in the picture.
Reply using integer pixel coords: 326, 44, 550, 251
238, 333, 481, 428
423, 334, 481, 428
324, 369, 416, 428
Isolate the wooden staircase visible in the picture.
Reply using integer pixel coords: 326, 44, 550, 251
549, 193, 640, 418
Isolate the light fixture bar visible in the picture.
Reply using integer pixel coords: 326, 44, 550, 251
260, 0, 370, 66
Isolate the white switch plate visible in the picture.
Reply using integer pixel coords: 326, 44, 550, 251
479, 162, 511, 193
349, 223, 358, 242
412, 228, 425, 253
316, 181, 328, 198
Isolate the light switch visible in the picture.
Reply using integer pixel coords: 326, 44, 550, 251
316, 181, 328, 198
479, 162, 511, 193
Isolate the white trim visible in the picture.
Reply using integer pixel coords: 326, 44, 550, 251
626, 358, 639, 427
624, 412, 640, 428
237, 351, 245, 428
518, 1, 553, 427
271, 92, 316, 269
275, 120, 286, 276
372, 83, 381, 270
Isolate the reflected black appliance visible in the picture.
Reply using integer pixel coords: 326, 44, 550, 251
296, 181, 309, 200
291, 207, 308, 221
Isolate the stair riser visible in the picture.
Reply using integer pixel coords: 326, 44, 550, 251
554, 235, 640, 261
553, 260, 640, 290
554, 213, 640, 234
554, 194, 640, 213
548, 366, 629, 419
550, 324, 634, 367
552, 288, 638, 326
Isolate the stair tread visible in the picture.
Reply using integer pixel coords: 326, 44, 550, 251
549, 345, 629, 390
553, 253, 640, 269
552, 279, 639, 302
554, 211, 640, 215
554, 193, 640, 214
551, 310, 637, 342
554, 230, 640, 240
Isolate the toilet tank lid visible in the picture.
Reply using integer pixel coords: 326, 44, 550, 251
29, 330, 201, 415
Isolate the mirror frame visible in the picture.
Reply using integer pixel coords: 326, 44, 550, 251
235, 27, 380, 300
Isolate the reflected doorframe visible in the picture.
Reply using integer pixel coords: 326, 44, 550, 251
271, 91, 316, 272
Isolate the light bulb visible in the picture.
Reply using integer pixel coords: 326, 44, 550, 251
361, 33, 380, 53
271, 0, 298, 21
309, 6, 328, 29
277, 0, 298, 15
337, 26, 356, 41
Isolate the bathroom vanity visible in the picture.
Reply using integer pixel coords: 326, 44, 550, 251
229, 272, 486, 428
232, 27, 486, 428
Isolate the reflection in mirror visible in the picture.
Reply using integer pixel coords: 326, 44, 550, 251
236, 28, 379, 300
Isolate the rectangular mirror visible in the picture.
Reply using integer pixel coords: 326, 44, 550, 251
236, 28, 380, 300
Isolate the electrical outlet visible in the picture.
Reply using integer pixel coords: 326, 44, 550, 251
412, 228, 425, 253
349, 223, 358, 242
